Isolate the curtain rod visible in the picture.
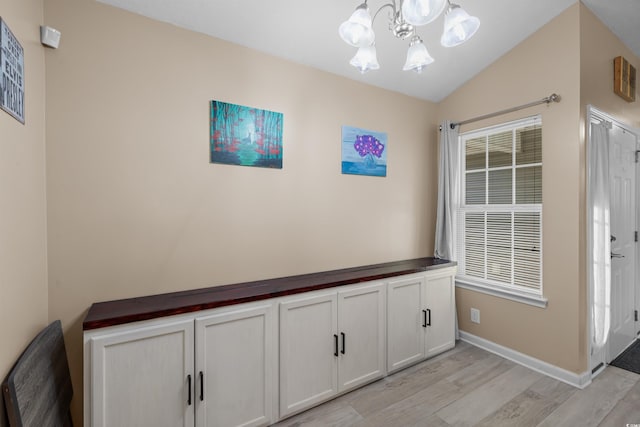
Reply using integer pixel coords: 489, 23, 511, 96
440, 93, 561, 131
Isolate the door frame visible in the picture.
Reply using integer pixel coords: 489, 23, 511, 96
587, 105, 640, 377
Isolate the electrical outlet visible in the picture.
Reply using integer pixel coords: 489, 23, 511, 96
470, 308, 480, 324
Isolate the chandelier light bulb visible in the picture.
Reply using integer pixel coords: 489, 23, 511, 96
403, 35, 434, 73
339, 3, 376, 47
350, 45, 381, 73
440, 3, 480, 47
402, 0, 447, 26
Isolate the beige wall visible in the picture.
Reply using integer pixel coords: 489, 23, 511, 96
438, 4, 585, 373
0, 1, 48, 426
577, 2, 640, 372
43, 0, 438, 422
438, 3, 640, 376
580, 5, 640, 128
2, 0, 632, 425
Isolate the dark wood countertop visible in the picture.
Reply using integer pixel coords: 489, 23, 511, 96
83, 257, 456, 330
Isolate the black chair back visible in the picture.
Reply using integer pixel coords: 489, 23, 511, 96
2, 320, 73, 427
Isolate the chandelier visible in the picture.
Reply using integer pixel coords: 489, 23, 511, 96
339, 0, 480, 74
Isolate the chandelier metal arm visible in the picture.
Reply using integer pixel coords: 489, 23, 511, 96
371, 1, 416, 40
371, 2, 398, 26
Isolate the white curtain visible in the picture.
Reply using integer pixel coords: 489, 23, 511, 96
589, 121, 612, 350
434, 121, 460, 260
435, 120, 460, 340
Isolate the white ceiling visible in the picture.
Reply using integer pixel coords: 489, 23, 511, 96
581, 0, 640, 59
97, 0, 639, 103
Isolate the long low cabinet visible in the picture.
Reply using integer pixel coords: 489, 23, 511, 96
84, 262, 456, 426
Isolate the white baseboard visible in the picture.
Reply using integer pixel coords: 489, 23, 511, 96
459, 331, 591, 389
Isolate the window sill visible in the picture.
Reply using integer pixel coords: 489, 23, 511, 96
455, 278, 548, 308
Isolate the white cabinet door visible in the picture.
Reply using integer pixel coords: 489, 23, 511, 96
337, 282, 386, 392
279, 292, 338, 418
195, 303, 275, 427
386, 275, 426, 373
89, 319, 194, 427
424, 272, 456, 358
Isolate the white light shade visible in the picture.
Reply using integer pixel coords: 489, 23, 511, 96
402, 0, 447, 26
440, 3, 480, 47
403, 36, 434, 73
350, 45, 380, 73
339, 3, 375, 47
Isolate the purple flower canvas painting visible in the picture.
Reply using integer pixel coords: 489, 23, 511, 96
341, 126, 387, 177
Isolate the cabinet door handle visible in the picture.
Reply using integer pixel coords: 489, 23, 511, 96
341, 332, 346, 355
199, 371, 204, 402
334, 334, 339, 357
187, 374, 192, 406
426, 308, 432, 326
422, 310, 428, 328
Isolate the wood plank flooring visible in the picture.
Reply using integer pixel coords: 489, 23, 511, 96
273, 341, 640, 427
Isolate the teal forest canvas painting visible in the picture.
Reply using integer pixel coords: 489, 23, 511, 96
210, 100, 283, 168
341, 126, 387, 177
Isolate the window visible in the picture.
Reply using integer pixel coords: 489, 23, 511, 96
455, 116, 544, 305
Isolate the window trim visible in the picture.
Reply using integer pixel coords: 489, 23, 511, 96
454, 115, 546, 307
456, 278, 548, 308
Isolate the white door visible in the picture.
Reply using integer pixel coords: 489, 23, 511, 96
424, 272, 456, 358
337, 282, 386, 392
386, 275, 426, 373
608, 125, 637, 361
89, 319, 195, 427
279, 292, 338, 417
195, 303, 275, 427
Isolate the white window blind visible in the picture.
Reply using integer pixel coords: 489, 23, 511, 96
456, 116, 543, 296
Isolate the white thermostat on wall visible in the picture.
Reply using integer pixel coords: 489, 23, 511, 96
40, 26, 61, 49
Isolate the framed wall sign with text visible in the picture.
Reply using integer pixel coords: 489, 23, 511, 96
0, 17, 25, 124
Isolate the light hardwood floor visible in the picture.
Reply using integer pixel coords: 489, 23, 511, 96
274, 341, 640, 427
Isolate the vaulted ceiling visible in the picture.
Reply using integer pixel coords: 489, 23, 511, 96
97, 0, 639, 102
